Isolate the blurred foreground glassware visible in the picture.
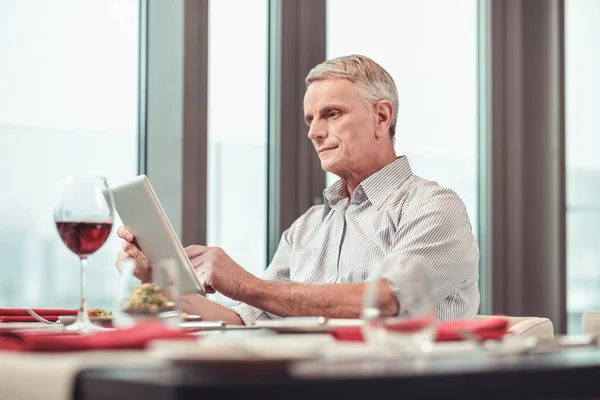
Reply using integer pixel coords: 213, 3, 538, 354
361, 260, 436, 356
113, 258, 182, 329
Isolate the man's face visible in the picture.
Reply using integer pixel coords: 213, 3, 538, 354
303, 79, 379, 176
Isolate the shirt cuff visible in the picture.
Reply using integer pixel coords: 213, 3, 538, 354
377, 262, 433, 319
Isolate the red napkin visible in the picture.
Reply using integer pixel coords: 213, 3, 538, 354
0, 308, 78, 323
332, 316, 509, 342
0, 321, 193, 352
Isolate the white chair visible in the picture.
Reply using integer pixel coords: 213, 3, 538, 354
581, 311, 600, 336
477, 315, 554, 340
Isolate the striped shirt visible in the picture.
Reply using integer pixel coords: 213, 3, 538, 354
232, 156, 480, 325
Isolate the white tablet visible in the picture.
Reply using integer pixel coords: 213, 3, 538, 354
107, 175, 204, 295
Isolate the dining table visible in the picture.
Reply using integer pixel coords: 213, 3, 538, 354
76, 346, 600, 400
3, 320, 600, 400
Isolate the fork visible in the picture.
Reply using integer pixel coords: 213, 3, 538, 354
26, 309, 61, 325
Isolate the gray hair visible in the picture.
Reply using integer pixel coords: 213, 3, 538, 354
305, 54, 399, 139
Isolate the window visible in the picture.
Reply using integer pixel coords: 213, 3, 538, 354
0, 1, 139, 309
566, 0, 600, 333
326, 0, 479, 237
206, 0, 269, 306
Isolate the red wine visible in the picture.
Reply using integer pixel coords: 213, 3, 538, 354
56, 221, 113, 258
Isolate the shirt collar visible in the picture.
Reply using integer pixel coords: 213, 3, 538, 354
322, 178, 349, 218
360, 156, 413, 210
322, 156, 413, 219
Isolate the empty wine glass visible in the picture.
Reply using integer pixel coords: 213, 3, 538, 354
54, 176, 114, 332
113, 258, 182, 329
361, 259, 436, 356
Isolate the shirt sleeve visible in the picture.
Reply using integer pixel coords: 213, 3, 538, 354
377, 187, 480, 321
230, 228, 292, 325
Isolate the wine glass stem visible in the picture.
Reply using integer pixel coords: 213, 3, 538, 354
77, 258, 91, 329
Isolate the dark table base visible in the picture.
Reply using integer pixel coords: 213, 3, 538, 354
76, 347, 600, 400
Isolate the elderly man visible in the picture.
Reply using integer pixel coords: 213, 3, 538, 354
116, 55, 479, 326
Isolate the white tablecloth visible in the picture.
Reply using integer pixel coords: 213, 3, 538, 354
0, 322, 163, 400
0, 349, 163, 400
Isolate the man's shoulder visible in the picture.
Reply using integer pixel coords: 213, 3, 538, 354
403, 175, 467, 211
295, 204, 325, 225
283, 204, 324, 232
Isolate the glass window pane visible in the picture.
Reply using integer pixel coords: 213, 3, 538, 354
566, 0, 600, 332
567, 212, 600, 331
326, 0, 479, 236
0, 1, 139, 309
207, 0, 268, 306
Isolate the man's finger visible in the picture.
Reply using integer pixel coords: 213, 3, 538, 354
117, 226, 135, 242
185, 245, 211, 258
134, 263, 152, 283
196, 272, 215, 294
116, 226, 127, 238
190, 251, 213, 269
117, 250, 130, 262
123, 242, 143, 258
204, 286, 216, 294
134, 251, 149, 267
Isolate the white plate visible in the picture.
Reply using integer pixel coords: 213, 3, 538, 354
253, 318, 364, 333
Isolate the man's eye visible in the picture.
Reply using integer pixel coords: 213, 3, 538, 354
328, 111, 340, 119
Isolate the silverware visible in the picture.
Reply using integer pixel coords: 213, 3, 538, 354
26, 309, 61, 325
253, 316, 328, 328
27, 309, 214, 331
179, 320, 225, 330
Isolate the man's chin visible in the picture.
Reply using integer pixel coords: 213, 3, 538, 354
320, 158, 339, 174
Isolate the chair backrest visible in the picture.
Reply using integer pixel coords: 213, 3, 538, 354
477, 315, 554, 340
581, 311, 600, 335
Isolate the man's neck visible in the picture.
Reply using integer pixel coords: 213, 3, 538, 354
342, 152, 397, 200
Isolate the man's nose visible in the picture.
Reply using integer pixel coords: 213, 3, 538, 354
307, 120, 327, 141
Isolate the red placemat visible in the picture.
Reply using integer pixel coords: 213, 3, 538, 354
0, 308, 77, 323
332, 316, 509, 342
0, 321, 193, 352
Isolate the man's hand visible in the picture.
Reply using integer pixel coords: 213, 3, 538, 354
186, 246, 258, 299
115, 226, 153, 283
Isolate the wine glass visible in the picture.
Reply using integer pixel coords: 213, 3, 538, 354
113, 258, 182, 329
361, 259, 436, 356
54, 176, 114, 332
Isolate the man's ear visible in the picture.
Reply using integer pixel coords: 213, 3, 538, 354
373, 100, 393, 139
